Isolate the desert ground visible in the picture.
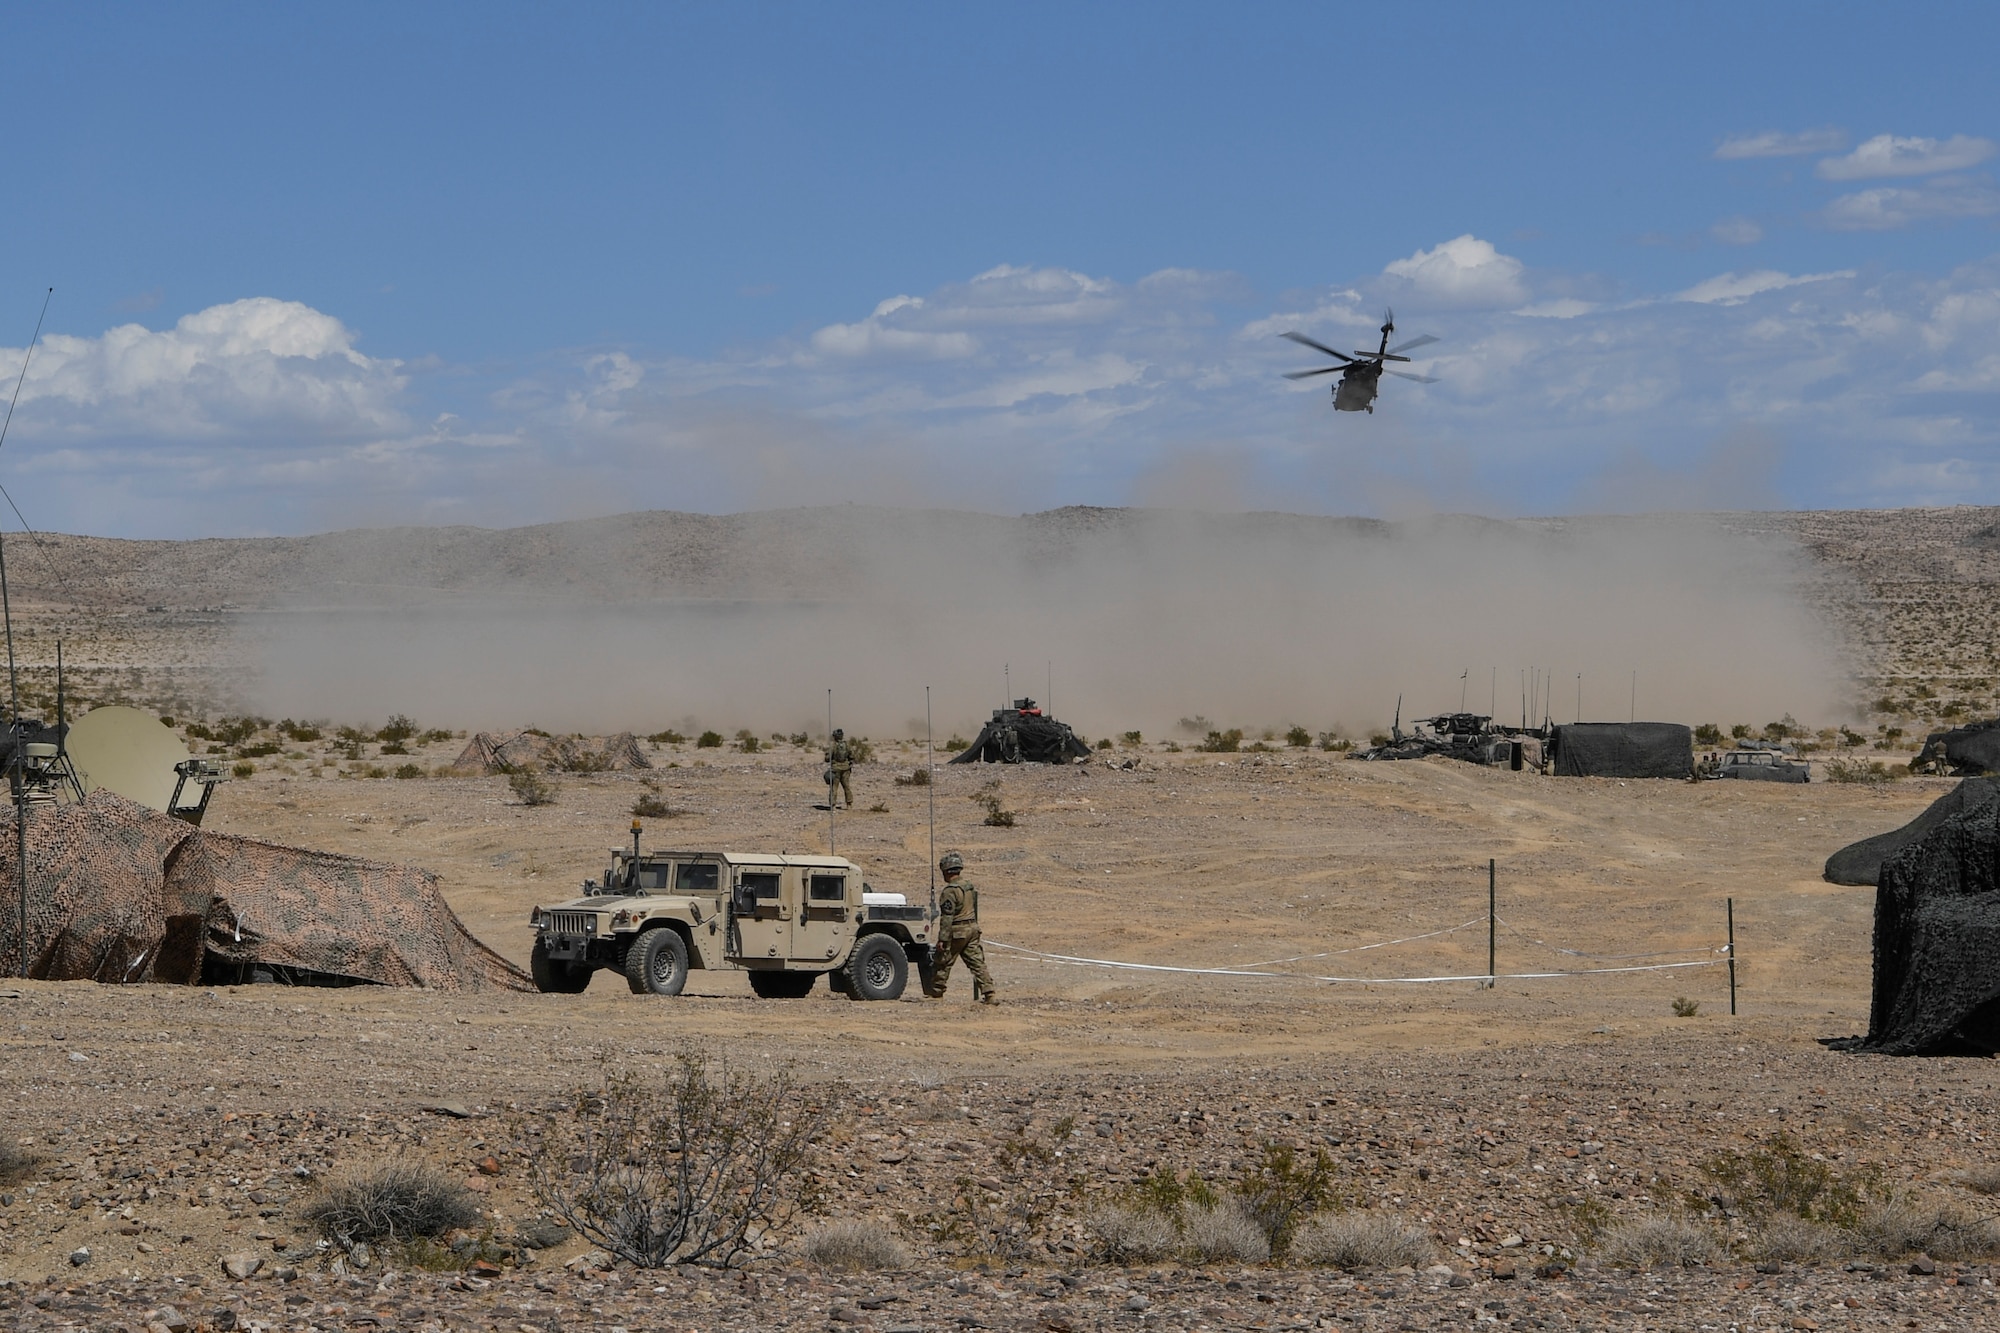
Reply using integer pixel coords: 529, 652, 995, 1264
6, 506, 2000, 1329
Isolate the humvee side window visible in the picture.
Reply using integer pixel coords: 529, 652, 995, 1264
809, 874, 845, 902
740, 872, 782, 900
676, 862, 720, 892
635, 864, 669, 891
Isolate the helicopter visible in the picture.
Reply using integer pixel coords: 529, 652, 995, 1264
1281, 309, 1439, 413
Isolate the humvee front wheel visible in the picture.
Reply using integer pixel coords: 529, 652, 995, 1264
531, 938, 592, 994
747, 969, 818, 999
843, 934, 907, 1001
625, 928, 689, 997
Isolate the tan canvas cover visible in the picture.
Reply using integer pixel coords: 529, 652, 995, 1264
453, 729, 650, 773
0, 791, 530, 991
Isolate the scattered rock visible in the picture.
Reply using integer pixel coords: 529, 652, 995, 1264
1909, 1255, 1937, 1276
221, 1252, 264, 1280
67, 1246, 90, 1266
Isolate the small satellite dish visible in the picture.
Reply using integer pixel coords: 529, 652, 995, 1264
65, 706, 194, 813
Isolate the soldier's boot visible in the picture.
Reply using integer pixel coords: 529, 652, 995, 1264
978, 990, 1000, 1005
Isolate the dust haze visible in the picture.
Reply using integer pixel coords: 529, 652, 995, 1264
244, 506, 1848, 739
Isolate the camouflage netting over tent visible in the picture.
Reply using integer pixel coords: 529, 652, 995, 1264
950, 700, 1090, 765
1834, 794, 2000, 1054
1912, 718, 2000, 777
454, 730, 650, 774
0, 791, 531, 990
1824, 779, 2000, 886
1549, 722, 1693, 780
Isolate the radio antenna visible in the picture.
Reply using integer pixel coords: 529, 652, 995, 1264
4, 288, 52, 981
926, 686, 936, 923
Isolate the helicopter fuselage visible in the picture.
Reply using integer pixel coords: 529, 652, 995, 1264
1333, 363, 1382, 413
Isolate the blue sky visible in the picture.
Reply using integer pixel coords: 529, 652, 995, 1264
3, 2, 1998, 537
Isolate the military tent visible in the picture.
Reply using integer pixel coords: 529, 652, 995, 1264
0, 791, 530, 990
1823, 778, 2000, 886
1912, 719, 2000, 777
1549, 722, 1693, 779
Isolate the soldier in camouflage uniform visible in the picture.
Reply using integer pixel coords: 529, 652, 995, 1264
824, 728, 854, 809
926, 850, 998, 1004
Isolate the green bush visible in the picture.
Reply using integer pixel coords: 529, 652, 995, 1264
1096, 737, 1113, 750
393, 764, 423, 780
1824, 757, 1902, 784
1199, 729, 1243, 753
632, 794, 672, 818
696, 731, 725, 749
231, 761, 255, 779
649, 729, 687, 745
1693, 723, 1724, 746
1120, 730, 1143, 746
508, 768, 558, 806
1285, 725, 1312, 748
377, 714, 418, 744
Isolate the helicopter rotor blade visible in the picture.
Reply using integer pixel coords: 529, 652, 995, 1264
1283, 366, 1342, 380
1386, 333, 1438, 355
1280, 331, 1354, 362
1385, 370, 1440, 384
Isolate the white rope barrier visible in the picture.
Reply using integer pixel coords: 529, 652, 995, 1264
984, 941, 1726, 986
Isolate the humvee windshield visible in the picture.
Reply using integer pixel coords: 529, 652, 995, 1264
676, 862, 720, 892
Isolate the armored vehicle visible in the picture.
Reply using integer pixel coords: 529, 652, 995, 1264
529, 828, 933, 1000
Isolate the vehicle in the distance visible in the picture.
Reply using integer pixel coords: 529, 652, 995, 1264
1702, 744, 1811, 784
528, 827, 932, 1000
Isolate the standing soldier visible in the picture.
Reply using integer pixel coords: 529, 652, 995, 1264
824, 728, 854, 809
926, 851, 998, 1004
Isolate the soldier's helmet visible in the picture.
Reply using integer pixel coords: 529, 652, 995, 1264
938, 851, 964, 873
833, 728, 844, 740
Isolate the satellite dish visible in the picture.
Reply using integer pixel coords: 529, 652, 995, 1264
65, 706, 194, 814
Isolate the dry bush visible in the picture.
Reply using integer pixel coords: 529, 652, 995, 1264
1086, 1204, 1178, 1264
1823, 756, 1902, 784
298, 1164, 480, 1249
507, 767, 557, 806
1183, 1197, 1272, 1264
1290, 1211, 1436, 1270
1956, 1164, 2000, 1196
1854, 1192, 2000, 1261
631, 793, 672, 818
528, 1052, 827, 1269
1751, 1213, 1851, 1264
1595, 1216, 1725, 1269
0, 1141, 39, 1186
893, 767, 931, 787
800, 1219, 910, 1272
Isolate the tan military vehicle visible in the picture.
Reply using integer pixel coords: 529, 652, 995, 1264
528, 827, 933, 1000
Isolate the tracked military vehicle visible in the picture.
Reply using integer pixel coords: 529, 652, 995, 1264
528, 824, 933, 1000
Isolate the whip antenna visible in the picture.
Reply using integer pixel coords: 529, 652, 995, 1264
926, 686, 936, 922
4, 288, 52, 981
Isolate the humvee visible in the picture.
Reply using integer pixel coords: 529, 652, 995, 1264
527, 827, 933, 1000
1702, 744, 1811, 784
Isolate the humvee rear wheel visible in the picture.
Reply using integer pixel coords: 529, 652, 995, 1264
844, 934, 907, 1001
625, 928, 689, 997
747, 969, 817, 999
531, 938, 592, 994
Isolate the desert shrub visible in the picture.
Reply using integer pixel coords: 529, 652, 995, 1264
1285, 725, 1312, 748
238, 741, 281, 758
846, 737, 875, 763
1750, 1213, 1850, 1264
867, 801, 889, 813
184, 722, 215, 741
1702, 1133, 1872, 1229
377, 714, 418, 744
1763, 715, 1800, 742
508, 768, 558, 806
0, 1141, 39, 1186
378, 741, 409, 756
1823, 757, 1902, 784
1184, 1196, 1271, 1263
393, 764, 423, 780
528, 1052, 827, 1269
277, 719, 322, 742
893, 767, 931, 787
300, 1163, 480, 1249
1730, 723, 1752, 740
1957, 1164, 2000, 1195
1199, 729, 1243, 753
649, 729, 687, 745
1853, 1192, 2000, 1260
1596, 1215, 1725, 1268
1239, 1143, 1341, 1257
632, 793, 672, 818
1086, 1203, 1178, 1264
231, 761, 255, 779
1672, 997, 1700, 1018
422, 728, 456, 745
800, 1219, 910, 1271
1121, 731, 1143, 746
1096, 737, 1113, 750
1693, 723, 1724, 746
1163, 741, 1182, 753
1178, 716, 1212, 735
735, 730, 761, 754
212, 716, 268, 746
696, 731, 725, 749
982, 802, 1016, 828
1290, 1211, 1435, 1270
1318, 733, 1351, 752
945, 734, 968, 750
360, 764, 390, 779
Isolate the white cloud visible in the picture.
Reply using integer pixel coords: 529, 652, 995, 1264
1673, 269, 1855, 305
1382, 235, 1528, 308
1817, 133, 1996, 180
1822, 176, 2000, 231
1514, 299, 1599, 319
1714, 128, 1847, 160
8, 297, 406, 440
1710, 216, 1764, 246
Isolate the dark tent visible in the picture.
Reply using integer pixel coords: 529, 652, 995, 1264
1913, 719, 2000, 777
1841, 796, 2000, 1054
1549, 722, 1693, 779
1823, 778, 2000, 886
950, 700, 1090, 765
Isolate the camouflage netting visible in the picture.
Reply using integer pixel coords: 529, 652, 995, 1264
1840, 795, 2000, 1054
1913, 718, 2000, 777
1823, 778, 2000, 886
453, 730, 650, 774
1549, 723, 1693, 780
950, 709, 1091, 765
0, 791, 531, 990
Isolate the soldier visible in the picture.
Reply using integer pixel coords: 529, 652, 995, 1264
824, 728, 854, 809
926, 850, 998, 1004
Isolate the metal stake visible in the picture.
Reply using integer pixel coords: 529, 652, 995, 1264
1727, 897, 1737, 1016
1488, 858, 1497, 988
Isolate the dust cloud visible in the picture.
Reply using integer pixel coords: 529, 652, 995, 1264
244, 506, 1848, 739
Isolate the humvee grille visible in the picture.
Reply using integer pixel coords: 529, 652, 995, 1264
543, 910, 599, 939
